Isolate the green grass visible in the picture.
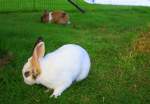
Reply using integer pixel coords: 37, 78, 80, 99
0, 1, 150, 104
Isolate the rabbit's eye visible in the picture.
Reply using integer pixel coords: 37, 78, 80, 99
24, 71, 30, 77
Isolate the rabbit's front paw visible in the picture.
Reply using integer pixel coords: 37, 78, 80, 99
50, 89, 62, 98
50, 81, 72, 98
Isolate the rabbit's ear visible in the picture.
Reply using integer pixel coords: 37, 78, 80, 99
33, 41, 45, 59
33, 37, 45, 58
31, 38, 45, 78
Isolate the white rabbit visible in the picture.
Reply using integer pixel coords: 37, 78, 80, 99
22, 37, 91, 98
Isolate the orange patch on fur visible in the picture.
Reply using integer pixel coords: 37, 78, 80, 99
51, 11, 69, 24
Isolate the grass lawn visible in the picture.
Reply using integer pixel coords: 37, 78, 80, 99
0, 1, 150, 104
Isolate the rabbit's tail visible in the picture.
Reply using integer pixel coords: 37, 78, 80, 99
76, 52, 90, 81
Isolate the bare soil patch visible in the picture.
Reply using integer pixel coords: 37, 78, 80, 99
133, 32, 150, 53
0, 50, 13, 68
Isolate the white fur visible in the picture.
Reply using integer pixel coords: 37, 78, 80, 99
49, 12, 52, 22
22, 57, 36, 85
23, 44, 91, 98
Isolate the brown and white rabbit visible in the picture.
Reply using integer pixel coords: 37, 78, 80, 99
22, 37, 91, 98
41, 10, 70, 25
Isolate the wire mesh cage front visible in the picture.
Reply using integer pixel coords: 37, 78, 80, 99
0, 0, 85, 12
